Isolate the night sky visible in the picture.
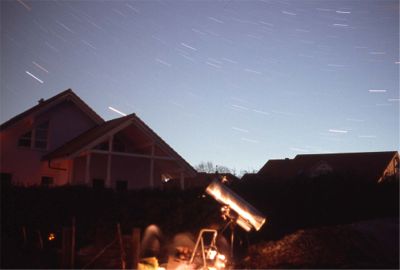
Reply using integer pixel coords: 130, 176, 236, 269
1, 0, 399, 173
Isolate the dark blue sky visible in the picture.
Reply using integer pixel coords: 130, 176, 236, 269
1, 0, 399, 173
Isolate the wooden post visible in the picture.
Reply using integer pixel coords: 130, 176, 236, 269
131, 228, 141, 269
21, 226, 27, 247
117, 223, 126, 270
71, 217, 76, 269
37, 230, 43, 250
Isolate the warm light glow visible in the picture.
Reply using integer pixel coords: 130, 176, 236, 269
221, 176, 228, 183
207, 249, 217, 260
215, 261, 226, 269
48, 233, 56, 241
162, 174, 171, 183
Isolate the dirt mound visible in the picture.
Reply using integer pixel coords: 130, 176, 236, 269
239, 218, 399, 269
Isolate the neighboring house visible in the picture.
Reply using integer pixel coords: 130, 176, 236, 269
0, 89, 197, 190
256, 151, 399, 183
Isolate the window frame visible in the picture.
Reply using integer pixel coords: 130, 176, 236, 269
17, 121, 50, 151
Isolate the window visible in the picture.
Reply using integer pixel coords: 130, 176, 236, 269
92, 178, 105, 189
113, 137, 125, 152
17, 121, 49, 150
41, 176, 54, 187
94, 137, 125, 152
94, 142, 109, 151
18, 131, 32, 147
34, 122, 49, 149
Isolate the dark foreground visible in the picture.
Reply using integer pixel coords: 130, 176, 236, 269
1, 178, 398, 268
240, 218, 399, 269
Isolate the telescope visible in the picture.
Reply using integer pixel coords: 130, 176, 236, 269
181, 181, 267, 268
205, 180, 266, 232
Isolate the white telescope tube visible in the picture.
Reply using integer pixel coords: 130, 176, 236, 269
206, 180, 266, 231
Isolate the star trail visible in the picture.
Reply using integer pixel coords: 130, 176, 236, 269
1, 0, 398, 173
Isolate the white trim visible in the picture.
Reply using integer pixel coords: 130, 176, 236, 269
60, 115, 195, 177
85, 153, 91, 184
130, 117, 195, 175
68, 120, 133, 159
106, 135, 113, 188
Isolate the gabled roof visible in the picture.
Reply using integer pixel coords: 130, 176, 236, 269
43, 113, 197, 176
132, 113, 197, 176
241, 173, 262, 182
258, 159, 296, 179
0, 89, 104, 131
258, 151, 399, 182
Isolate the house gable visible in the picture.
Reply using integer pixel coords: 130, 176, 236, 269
1, 90, 104, 154
0, 89, 103, 132
43, 114, 196, 177
42, 113, 196, 189
308, 161, 333, 178
0, 89, 106, 186
257, 151, 399, 183
379, 152, 400, 182
1, 89, 197, 189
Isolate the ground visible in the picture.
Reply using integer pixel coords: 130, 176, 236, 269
74, 218, 399, 269
238, 218, 399, 269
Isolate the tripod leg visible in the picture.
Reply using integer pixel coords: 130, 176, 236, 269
230, 223, 235, 260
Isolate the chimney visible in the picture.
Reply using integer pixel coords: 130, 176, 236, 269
38, 98, 44, 104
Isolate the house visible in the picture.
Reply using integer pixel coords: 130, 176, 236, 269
0, 89, 197, 190
256, 151, 399, 183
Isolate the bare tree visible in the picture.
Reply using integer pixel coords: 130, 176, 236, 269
195, 161, 234, 174
239, 168, 258, 177
195, 161, 215, 173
